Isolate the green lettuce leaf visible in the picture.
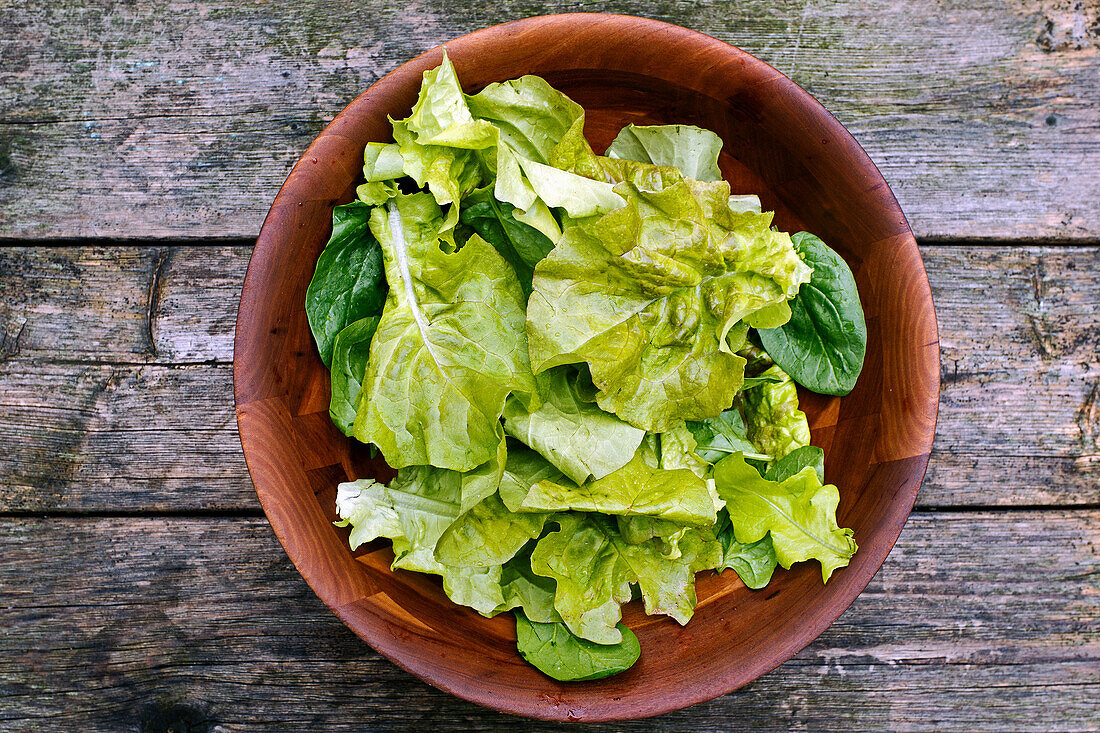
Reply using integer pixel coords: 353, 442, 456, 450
498, 543, 561, 623
742, 365, 811, 461
466, 74, 584, 165
334, 471, 507, 615
502, 367, 646, 485
712, 453, 857, 583
334, 478, 402, 551
615, 515, 691, 559
530, 513, 721, 643
362, 142, 405, 181
517, 445, 719, 527
716, 510, 778, 589
354, 193, 536, 471
657, 422, 712, 478
435, 492, 550, 568
526, 166, 811, 432
606, 123, 723, 182
328, 316, 380, 436
305, 202, 387, 367
459, 187, 556, 294
515, 613, 640, 681
496, 444, 568, 512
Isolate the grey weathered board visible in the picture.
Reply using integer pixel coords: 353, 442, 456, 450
1, 0, 1098, 241
1, 245, 1097, 511
2, 0, 1100, 729
1, 513, 1097, 732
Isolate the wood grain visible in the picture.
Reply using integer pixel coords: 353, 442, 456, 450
2, 245, 1095, 511
1, 0, 1098, 241
0, 512, 1095, 731
232, 15, 938, 720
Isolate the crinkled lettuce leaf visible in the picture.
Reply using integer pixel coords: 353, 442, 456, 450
305, 202, 387, 367
502, 367, 646, 485
742, 365, 811, 461
517, 445, 719, 527
466, 74, 584, 165
606, 123, 724, 182
334, 471, 506, 615
526, 159, 811, 432
354, 193, 536, 471
656, 422, 712, 478
435, 492, 550, 568
712, 453, 857, 583
530, 513, 721, 643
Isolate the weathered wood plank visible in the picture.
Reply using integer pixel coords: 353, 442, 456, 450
0, 0, 1097, 241
1, 244, 1097, 510
0, 512, 1096, 731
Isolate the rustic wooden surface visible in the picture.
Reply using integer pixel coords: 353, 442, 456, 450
1, 0, 1098, 730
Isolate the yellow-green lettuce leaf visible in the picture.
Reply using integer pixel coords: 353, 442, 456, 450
355, 193, 536, 471
712, 453, 857, 583
530, 513, 722, 643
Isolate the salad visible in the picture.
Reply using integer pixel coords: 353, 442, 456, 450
306, 53, 866, 681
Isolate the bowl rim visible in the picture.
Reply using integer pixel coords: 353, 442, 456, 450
234, 12, 939, 722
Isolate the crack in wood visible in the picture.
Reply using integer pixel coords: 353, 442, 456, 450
143, 249, 171, 360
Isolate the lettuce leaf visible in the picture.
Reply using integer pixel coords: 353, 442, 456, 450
305, 202, 387, 367
526, 165, 811, 432
686, 407, 770, 464
499, 544, 561, 623
656, 422, 712, 478
716, 510, 778, 589
466, 74, 584, 165
757, 231, 867, 395
334, 472, 507, 615
435, 492, 550, 568
766, 445, 825, 483
459, 187, 556, 294
502, 367, 646, 485
606, 123, 724, 182
530, 513, 721, 643
353, 193, 536, 471
712, 453, 857, 583
742, 365, 811, 461
517, 445, 719, 527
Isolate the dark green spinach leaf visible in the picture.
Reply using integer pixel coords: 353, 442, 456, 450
305, 202, 387, 367
686, 409, 771, 464
765, 445, 825, 483
717, 513, 779, 590
741, 372, 784, 390
515, 612, 640, 681
328, 316, 380, 436
757, 232, 866, 395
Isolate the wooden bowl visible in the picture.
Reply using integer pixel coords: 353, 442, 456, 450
234, 13, 939, 722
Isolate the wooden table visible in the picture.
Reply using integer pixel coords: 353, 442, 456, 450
2, 2, 1097, 730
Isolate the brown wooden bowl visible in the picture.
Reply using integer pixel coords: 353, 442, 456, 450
234, 13, 939, 722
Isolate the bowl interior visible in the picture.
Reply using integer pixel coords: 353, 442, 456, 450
234, 14, 939, 723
